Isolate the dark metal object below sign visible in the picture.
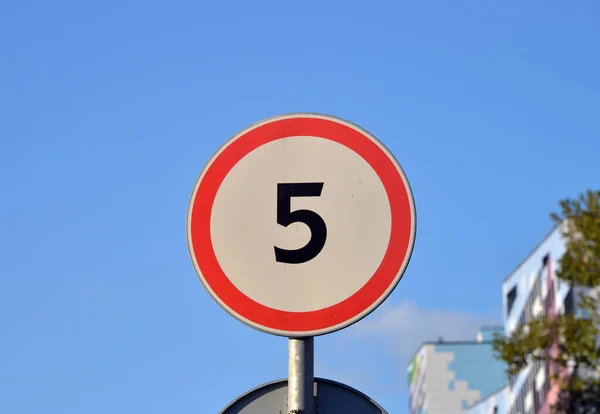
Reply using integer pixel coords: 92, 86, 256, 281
220, 377, 388, 414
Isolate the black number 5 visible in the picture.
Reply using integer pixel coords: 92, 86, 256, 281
274, 183, 327, 264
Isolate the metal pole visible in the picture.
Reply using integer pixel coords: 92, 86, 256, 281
288, 337, 314, 414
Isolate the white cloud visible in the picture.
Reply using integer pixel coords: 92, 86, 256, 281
316, 300, 501, 403
346, 299, 499, 361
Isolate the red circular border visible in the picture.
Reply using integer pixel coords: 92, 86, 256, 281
188, 116, 414, 333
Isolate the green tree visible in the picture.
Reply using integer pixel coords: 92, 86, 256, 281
493, 190, 600, 414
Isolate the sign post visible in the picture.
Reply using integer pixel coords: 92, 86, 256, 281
186, 113, 416, 413
288, 337, 314, 413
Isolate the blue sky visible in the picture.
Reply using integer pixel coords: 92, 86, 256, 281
1, 1, 599, 413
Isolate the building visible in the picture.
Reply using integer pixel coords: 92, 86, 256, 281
468, 386, 509, 414
470, 223, 576, 414
408, 223, 581, 414
407, 327, 507, 414
500, 225, 571, 414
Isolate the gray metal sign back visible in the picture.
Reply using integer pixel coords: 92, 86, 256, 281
220, 377, 388, 414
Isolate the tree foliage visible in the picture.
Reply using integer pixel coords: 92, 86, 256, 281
493, 190, 600, 414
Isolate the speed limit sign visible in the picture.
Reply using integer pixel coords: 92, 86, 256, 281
186, 113, 416, 337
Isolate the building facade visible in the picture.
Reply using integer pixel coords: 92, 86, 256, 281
407, 327, 507, 414
408, 224, 580, 414
501, 225, 571, 414
468, 386, 509, 414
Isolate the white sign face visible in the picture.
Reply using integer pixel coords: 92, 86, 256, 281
187, 113, 416, 337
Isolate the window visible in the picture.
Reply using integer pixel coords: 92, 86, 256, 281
507, 286, 518, 316
564, 288, 574, 315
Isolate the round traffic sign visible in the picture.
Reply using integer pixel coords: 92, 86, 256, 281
186, 113, 416, 337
